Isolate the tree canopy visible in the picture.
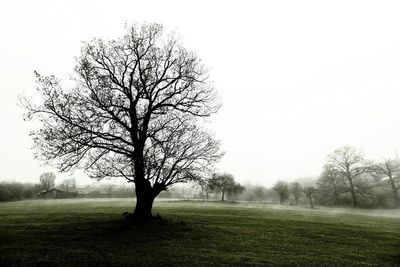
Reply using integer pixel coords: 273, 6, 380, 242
326, 146, 372, 207
273, 181, 289, 204
22, 23, 222, 220
39, 172, 56, 191
207, 173, 244, 201
371, 158, 400, 207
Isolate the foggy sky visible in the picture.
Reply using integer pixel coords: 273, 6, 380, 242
1, 0, 400, 186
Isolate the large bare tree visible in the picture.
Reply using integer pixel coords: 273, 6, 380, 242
22, 23, 222, 221
372, 158, 400, 207
327, 146, 371, 207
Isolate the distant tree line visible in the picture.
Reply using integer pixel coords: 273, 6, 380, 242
0, 172, 135, 202
316, 146, 399, 208
155, 146, 400, 209
2, 146, 398, 208
0, 182, 40, 202
267, 146, 399, 208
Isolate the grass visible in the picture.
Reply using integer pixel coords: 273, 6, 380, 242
0, 199, 399, 266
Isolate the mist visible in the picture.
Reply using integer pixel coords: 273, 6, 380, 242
2, 0, 400, 186
1, 1, 400, 266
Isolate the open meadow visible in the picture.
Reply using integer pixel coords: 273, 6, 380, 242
0, 199, 399, 266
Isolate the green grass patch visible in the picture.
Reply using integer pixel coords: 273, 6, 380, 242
0, 199, 399, 266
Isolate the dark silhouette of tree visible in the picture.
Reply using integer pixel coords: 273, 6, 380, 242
39, 172, 56, 191
372, 158, 400, 207
22, 23, 221, 221
327, 146, 371, 207
304, 186, 316, 209
289, 182, 302, 205
207, 173, 244, 201
273, 181, 289, 204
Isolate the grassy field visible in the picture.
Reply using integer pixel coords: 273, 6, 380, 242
0, 199, 399, 266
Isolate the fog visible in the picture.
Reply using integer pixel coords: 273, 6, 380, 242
7, 197, 398, 218
228, 202, 400, 218
1, 0, 400, 187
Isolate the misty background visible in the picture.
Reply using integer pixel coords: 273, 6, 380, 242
1, 0, 400, 187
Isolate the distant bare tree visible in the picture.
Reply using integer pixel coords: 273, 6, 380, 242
290, 182, 302, 205
304, 186, 316, 209
198, 179, 212, 201
227, 183, 246, 199
39, 172, 56, 191
273, 181, 289, 204
208, 173, 244, 201
253, 186, 267, 201
327, 146, 371, 207
372, 158, 400, 207
22, 23, 221, 221
59, 178, 77, 192
317, 163, 345, 205
102, 184, 115, 196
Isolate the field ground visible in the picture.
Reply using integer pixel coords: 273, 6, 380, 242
0, 199, 399, 266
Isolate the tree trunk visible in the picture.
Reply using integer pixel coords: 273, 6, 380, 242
133, 178, 156, 221
131, 150, 159, 221
347, 177, 358, 207
221, 190, 225, 201
309, 195, 314, 209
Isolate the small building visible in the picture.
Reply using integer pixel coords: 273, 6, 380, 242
38, 188, 77, 199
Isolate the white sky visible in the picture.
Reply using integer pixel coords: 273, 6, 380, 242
1, 0, 400, 187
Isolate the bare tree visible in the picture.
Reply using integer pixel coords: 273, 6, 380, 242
304, 186, 316, 209
327, 146, 371, 207
39, 172, 56, 191
198, 180, 211, 201
59, 178, 77, 192
273, 181, 289, 204
22, 23, 221, 221
372, 158, 400, 207
317, 163, 345, 205
253, 186, 267, 201
289, 182, 302, 205
207, 173, 243, 201
227, 183, 246, 200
